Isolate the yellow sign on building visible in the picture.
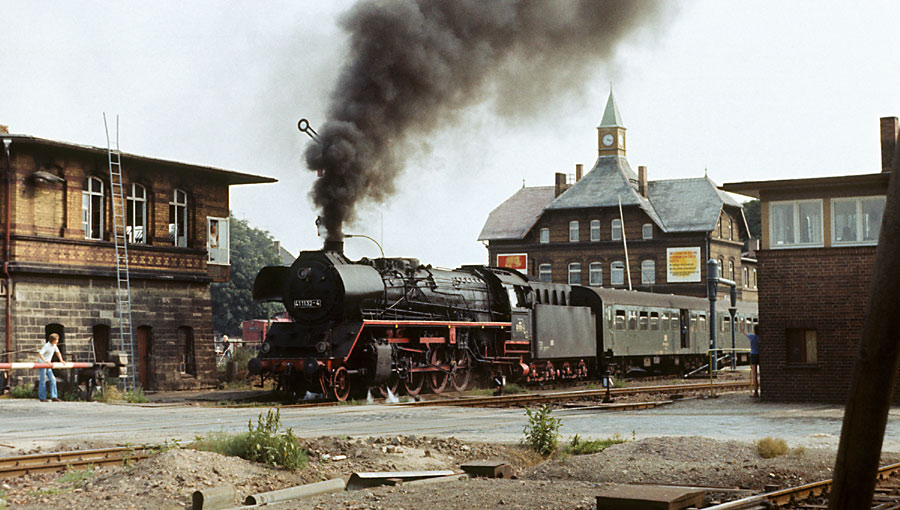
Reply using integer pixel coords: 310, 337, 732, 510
666, 247, 701, 283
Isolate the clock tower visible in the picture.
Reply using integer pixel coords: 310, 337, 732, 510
597, 89, 626, 157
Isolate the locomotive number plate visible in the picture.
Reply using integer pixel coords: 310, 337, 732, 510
294, 299, 322, 309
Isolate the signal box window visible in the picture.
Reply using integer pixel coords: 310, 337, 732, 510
538, 264, 552, 283
615, 310, 626, 330
82, 176, 104, 240
642, 223, 653, 239
589, 262, 602, 287
568, 263, 581, 285
569, 221, 579, 242
611, 219, 622, 241
539, 228, 549, 244
770, 199, 823, 248
611, 261, 625, 286
207, 217, 230, 265
832, 196, 885, 245
787, 328, 818, 364
169, 189, 188, 247
590, 220, 600, 241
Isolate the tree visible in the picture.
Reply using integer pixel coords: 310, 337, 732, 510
742, 199, 761, 239
211, 214, 285, 336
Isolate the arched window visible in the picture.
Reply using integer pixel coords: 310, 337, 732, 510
718, 256, 725, 276
82, 176, 104, 239
611, 219, 622, 241
127, 183, 147, 244
729, 260, 735, 281
590, 220, 600, 241
743, 266, 749, 288
568, 263, 581, 285
169, 189, 188, 247
538, 263, 552, 283
589, 262, 602, 286
641, 260, 655, 285
179, 326, 196, 376
569, 221, 579, 242
611, 261, 625, 286
753, 268, 758, 288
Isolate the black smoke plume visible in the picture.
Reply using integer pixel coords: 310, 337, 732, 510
306, 0, 669, 242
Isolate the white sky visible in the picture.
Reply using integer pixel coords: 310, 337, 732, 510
3, 1, 898, 268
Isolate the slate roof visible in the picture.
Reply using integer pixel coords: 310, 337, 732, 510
648, 176, 743, 232
477, 186, 556, 241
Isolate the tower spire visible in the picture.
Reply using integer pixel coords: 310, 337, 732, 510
598, 87, 624, 128
597, 86, 627, 156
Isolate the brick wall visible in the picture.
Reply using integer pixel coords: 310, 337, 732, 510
757, 246, 891, 403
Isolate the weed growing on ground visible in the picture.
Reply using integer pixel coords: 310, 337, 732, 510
1, 487, 6, 510
565, 434, 626, 455
10, 384, 36, 399
95, 384, 122, 403
523, 404, 562, 456
192, 409, 308, 470
59, 466, 96, 485
756, 437, 789, 458
791, 446, 807, 456
124, 387, 149, 403
503, 383, 528, 394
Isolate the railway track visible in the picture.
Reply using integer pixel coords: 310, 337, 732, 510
705, 461, 900, 509
0, 446, 154, 479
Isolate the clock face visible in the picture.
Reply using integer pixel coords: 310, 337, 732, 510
602, 134, 614, 147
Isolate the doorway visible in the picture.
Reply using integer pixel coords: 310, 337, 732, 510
137, 326, 152, 389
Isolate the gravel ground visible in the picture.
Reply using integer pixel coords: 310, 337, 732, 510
5, 434, 896, 509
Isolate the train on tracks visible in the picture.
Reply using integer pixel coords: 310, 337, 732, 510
248, 245, 757, 401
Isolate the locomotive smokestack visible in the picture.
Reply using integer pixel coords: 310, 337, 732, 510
305, 0, 670, 241
324, 236, 344, 253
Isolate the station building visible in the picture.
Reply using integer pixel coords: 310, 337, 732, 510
479, 91, 758, 303
721, 117, 895, 403
0, 124, 274, 390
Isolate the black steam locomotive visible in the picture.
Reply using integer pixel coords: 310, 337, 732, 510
248, 247, 756, 401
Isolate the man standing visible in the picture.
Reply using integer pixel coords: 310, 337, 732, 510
38, 333, 64, 402
742, 323, 760, 398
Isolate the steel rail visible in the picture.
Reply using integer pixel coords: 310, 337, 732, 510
703, 461, 900, 509
0, 446, 154, 479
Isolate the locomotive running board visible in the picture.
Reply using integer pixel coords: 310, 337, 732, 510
343, 320, 512, 362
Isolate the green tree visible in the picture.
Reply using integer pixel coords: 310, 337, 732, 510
742, 199, 761, 239
211, 214, 286, 336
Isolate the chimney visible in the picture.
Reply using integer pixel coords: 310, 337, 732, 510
881, 117, 898, 172
0, 125, 8, 134
554, 172, 567, 197
575, 164, 583, 182
637, 166, 648, 198
324, 238, 344, 253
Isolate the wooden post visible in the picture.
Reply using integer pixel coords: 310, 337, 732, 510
828, 142, 900, 508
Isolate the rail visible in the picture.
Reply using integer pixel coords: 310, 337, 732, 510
0, 446, 154, 479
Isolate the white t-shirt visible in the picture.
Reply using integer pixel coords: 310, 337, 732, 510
39, 342, 60, 363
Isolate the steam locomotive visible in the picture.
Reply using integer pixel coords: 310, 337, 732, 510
248, 246, 757, 401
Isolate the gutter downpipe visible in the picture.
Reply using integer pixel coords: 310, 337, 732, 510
2, 138, 12, 365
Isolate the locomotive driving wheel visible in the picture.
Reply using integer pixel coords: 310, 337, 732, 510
376, 372, 400, 399
428, 348, 449, 394
331, 366, 350, 402
403, 355, 425, 396
450, 348, 471, 392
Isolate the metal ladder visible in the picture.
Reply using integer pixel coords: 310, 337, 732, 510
104, 113, 136, 391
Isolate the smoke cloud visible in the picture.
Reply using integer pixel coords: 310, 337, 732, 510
305, 0, 669, 241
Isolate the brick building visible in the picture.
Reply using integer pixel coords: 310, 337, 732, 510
0, 125, 274, 390
721, 116, 895, 403
479, 91, 757, 302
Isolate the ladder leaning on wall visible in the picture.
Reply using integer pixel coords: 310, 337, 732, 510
103, 113, 136, 391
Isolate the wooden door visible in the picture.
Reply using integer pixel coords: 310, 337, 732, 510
137, 327, 151, 389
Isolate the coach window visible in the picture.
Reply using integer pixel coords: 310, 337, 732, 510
611, 261, 625, 286
641, 260, 655, 285
538, 263, 552, 283
627, 311, 637, 330
723, 316, 731, 334
787, 328, 818, 364
126, 183, 147, 244
672, 314, 680, 332
169, 189, 188, 247
539, 228, 549, 244
660, 312, 669, 330
642, 223, 653, 240
639, 311, 649, 330
615, 310, 626, 330
611, 219, 622, 241
590, 220, 600, 241
82, 176, 104, 240
698, 314, 706, 333
689, 313, 697, 334
650, 312, 659, 330
568, 263, 581, 285
569, 221, 579, 242
589, 262, 602, 286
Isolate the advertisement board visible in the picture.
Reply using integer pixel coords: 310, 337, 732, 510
666, 247, 701, 283
497, 253, 527, 270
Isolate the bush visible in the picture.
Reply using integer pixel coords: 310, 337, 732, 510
756, 437, 789, 458
95, 384, 122, 403
565, 434, 626, 455
192, 409, 307, 470
523, 405, 562, 456
10, 384, 36, 399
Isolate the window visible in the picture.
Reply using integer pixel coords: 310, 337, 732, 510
568, 263, 581, 285
650, 312, 659, 330
718, 256, 725, 276
627, 311, 637, 330
539, 228, 549, 244
82, 176, 104, 240
615, 310, 626, 330
611, 219, 622, 241
743, 267, 749, 288
832, 196, 886, 245
728, 260, 735, 281
611, 261, 625, 286
770, 200, 823, 247
729, 219, 734, 240
590, 220, 600, 241
642, 223, 653, 239
641, 260, 655, 285
698, 314, 706, 332
169, 189, 188, 247
179, 326, 196, 376
126, 183, 147, 244
589, 262, 603, 286
717, 218, 722, 238
639, 311, 649, 330
207, 217, 230, 265
569, 221, 579, 242
787, 328, 817, 364
538, 264, 552, 283
752, 268, 757, 288
661, 312, 669, 330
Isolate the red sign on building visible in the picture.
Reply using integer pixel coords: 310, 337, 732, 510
497, 253, 527, 270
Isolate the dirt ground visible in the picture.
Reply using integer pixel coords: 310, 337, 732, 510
5, 432, 896, 510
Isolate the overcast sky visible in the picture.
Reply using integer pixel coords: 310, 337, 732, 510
3, 1, 899, 268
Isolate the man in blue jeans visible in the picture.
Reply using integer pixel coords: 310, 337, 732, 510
38, 333, 64, 402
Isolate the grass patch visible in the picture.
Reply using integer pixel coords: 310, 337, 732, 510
565, 434, 626, 455
468, 388, 494, 396
59, 466, 96, 485
95, 384, 149, 403
756, 437, 789, 458
124, 387, 149, 403
523, 405, 562, 456
1, 488, 6, 510
791, 446, 807, 456
192, 409, 307, 470
503, 383, 528, 394
10, 384, 36, 399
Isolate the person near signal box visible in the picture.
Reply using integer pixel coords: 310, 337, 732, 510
742, 322, 760, 398
38, 333, 64, 402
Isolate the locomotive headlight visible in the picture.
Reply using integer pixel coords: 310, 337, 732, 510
316, 341, 329, 353
260, 342, 272, 354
